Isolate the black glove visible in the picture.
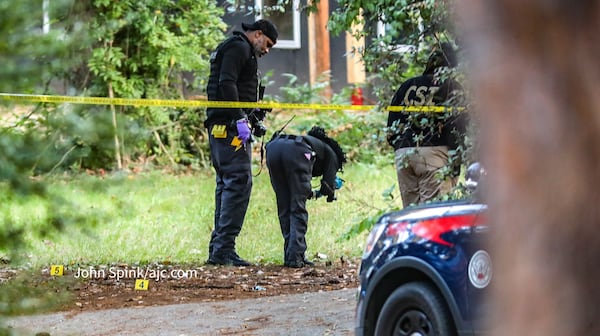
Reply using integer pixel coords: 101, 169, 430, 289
326, 193, 336, 203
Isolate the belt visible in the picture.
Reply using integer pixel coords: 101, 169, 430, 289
277, 134, 312, 149
278, 134, 302, 141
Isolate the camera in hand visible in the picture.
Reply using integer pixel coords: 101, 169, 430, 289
252, 120, 267, 137
249, 108, 270, 137
250, 84, 271, 138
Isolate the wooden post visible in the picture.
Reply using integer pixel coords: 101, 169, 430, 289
313, 0, 331, 99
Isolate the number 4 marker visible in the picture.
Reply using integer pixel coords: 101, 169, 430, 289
135, 279, 149, 290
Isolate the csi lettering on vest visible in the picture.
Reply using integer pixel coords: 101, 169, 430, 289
403, 85, 440, 106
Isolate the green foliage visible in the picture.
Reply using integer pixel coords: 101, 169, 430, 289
2, 0, 225, 171
251, 69, 384, 166
262, 70, 388, 165
38, 0, 228, 170
85, 0, 226, 97
277, 71, 332, 104
329, 0, 458, 104
337, 184, 400, 241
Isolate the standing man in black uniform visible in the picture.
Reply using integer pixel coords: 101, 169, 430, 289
386, 42, 466, 207
204, 20, 278, 266
266, 126, 346, 268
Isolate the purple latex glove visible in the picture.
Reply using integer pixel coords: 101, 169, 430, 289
236, 118, 251, 143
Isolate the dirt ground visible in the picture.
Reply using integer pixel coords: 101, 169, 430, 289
3, 258, 360, 335
9, 257, 359, 313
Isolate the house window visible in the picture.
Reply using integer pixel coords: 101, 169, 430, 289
377, 14, 423, 53
255, 0, 301, 49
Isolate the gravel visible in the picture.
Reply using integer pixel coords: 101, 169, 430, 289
5, 288, 357, 336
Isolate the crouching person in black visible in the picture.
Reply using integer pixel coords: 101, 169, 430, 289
265, 126, 346, 268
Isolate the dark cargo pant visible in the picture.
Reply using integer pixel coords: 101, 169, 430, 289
266, 136, 315, 265
207, 123, 252, 259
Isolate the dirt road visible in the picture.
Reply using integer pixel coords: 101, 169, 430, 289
6, 288, 356, 336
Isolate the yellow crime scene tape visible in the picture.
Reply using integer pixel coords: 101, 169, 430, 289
0, 93, 462, 113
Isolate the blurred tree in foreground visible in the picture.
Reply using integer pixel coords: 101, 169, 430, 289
1, 1, 76, 256
456, 0, 600, 334
0, 1, 73, 93
0, 0, 80, 327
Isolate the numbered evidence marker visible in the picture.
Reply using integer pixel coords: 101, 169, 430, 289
134, 279, 149, 291
50, 265, 64, 276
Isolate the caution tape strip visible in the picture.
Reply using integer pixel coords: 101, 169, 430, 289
0, 93, 463, 113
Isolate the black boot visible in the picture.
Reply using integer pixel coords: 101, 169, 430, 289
207, 251, 251, 266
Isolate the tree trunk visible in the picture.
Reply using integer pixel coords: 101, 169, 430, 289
108, 82, 123, 170
455, 1, 600, 334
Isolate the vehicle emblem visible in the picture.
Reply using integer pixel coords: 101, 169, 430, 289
468, 250, 492, 288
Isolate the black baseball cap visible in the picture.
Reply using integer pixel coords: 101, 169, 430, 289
242, 19, 278, 44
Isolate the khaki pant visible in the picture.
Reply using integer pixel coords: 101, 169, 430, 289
394, 146, 456, 207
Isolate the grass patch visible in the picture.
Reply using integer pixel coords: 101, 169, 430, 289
9, 161, 399, 269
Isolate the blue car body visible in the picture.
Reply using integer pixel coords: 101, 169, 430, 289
355, 199, 490, 336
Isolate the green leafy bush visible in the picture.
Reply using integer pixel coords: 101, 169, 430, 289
38, 0, 228, 170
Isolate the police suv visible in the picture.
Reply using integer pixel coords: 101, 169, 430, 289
355, 163, 490, 336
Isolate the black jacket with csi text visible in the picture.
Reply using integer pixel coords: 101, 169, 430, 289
386, 74, 465, 151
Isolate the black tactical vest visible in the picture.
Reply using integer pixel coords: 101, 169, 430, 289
205, 32, 258, 126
